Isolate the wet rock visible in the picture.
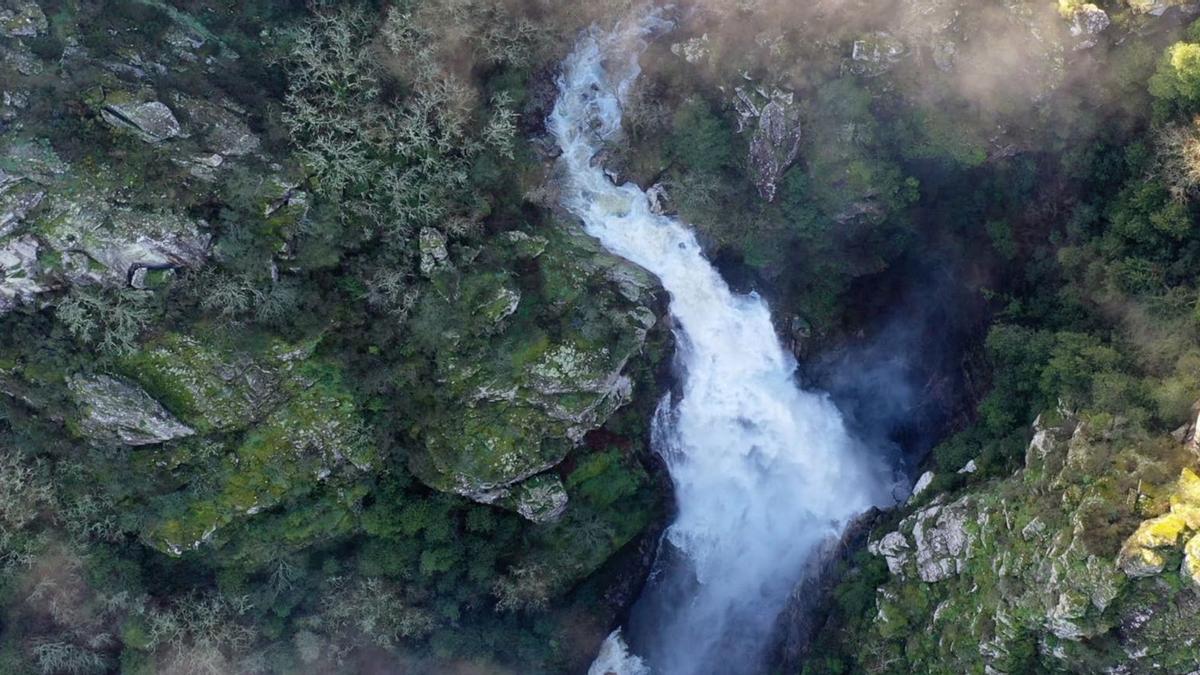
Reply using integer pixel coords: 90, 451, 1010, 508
101, 101, 183, 144
646, 183, 671, 215
68, 374, 195, 446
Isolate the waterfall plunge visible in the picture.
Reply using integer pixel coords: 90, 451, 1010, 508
548, 12, 893, 675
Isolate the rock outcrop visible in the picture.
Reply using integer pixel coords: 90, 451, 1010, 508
68, 374, 195, 446
1066, 4, 1111, 49
114, 334, 375, 557
101, 100, 183, 144
855, 412, 1200, 672
407, 219, 662, 521
732, 86, 803, 202
0, 1, 46, 39
1119, 468, 1200, 584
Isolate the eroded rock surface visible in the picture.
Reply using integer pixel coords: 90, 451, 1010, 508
408, 219, 662, 520
859, 412, 1200, 672
68, 374, 195, 446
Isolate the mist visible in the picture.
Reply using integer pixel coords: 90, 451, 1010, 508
548, 10, 896, 674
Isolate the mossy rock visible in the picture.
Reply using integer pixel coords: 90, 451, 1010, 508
124, 333, 374, 557
407, 218, 663, 520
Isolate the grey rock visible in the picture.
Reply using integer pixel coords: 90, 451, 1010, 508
178, 96, 261, 156
1068, 4, 1109, 50
419, 227, 450, 276
871, 530, 914, 575
0, 180, 44, 237
750, 97, 803, 202
101, 101, 183, 144
510, 474, 569, 523
646, 183, 671, 215
1, 41, 41, 76
670, 34, 711, 64
0, 1, 47, 38
847, 32, 908, 77
68, 374, 195, 446
909, 470, 935, 502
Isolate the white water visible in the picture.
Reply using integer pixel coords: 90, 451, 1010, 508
551, 12, 891, 675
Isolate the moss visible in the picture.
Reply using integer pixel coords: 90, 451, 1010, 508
130, 334, 373, 557
406, 218, 661, 511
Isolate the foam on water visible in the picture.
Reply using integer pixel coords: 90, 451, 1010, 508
549, 11, 892, 674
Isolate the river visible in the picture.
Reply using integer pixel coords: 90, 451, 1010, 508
547, 11, 893, 674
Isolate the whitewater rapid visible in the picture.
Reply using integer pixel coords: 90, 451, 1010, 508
549, 12, 891, 675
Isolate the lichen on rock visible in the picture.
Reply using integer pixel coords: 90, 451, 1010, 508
407, 219, 661, 521
68, 374, 195, 446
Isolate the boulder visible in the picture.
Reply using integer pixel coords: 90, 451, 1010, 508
408, 221, 661, 520
38, 200, 210, 287
731, 86, 803, 202
1183, 533, 1200, 589
507, 474, 569, 523
0, 0, 47, 38
909, 470, 935, 502
176, 96, 261, 157
909, 497, 972, 582
870, 530, 913, 575
0, 178, 44, 237
68, 374, 195, 446
749, 96, 803, 202
670, 33, 711, 65
419, 227, 450, 275
847, 32, 908, 77
117, 335, 375, 556
1126, 0, 1190, 15
101, 101, 183, 144
1067, 4, 1110, 49
0, 235, 45, 312
1119, 468, 1200, 577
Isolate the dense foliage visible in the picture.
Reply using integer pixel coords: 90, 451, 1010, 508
4, 0, 1200, 673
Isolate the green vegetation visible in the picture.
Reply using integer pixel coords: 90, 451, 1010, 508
3, 0, 1200, 672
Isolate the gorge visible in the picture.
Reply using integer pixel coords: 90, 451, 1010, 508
548, 12, 896, 673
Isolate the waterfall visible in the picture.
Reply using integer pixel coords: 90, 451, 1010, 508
548, 11, 892, 675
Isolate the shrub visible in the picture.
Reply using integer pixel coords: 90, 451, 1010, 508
55, 288, 153, 356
